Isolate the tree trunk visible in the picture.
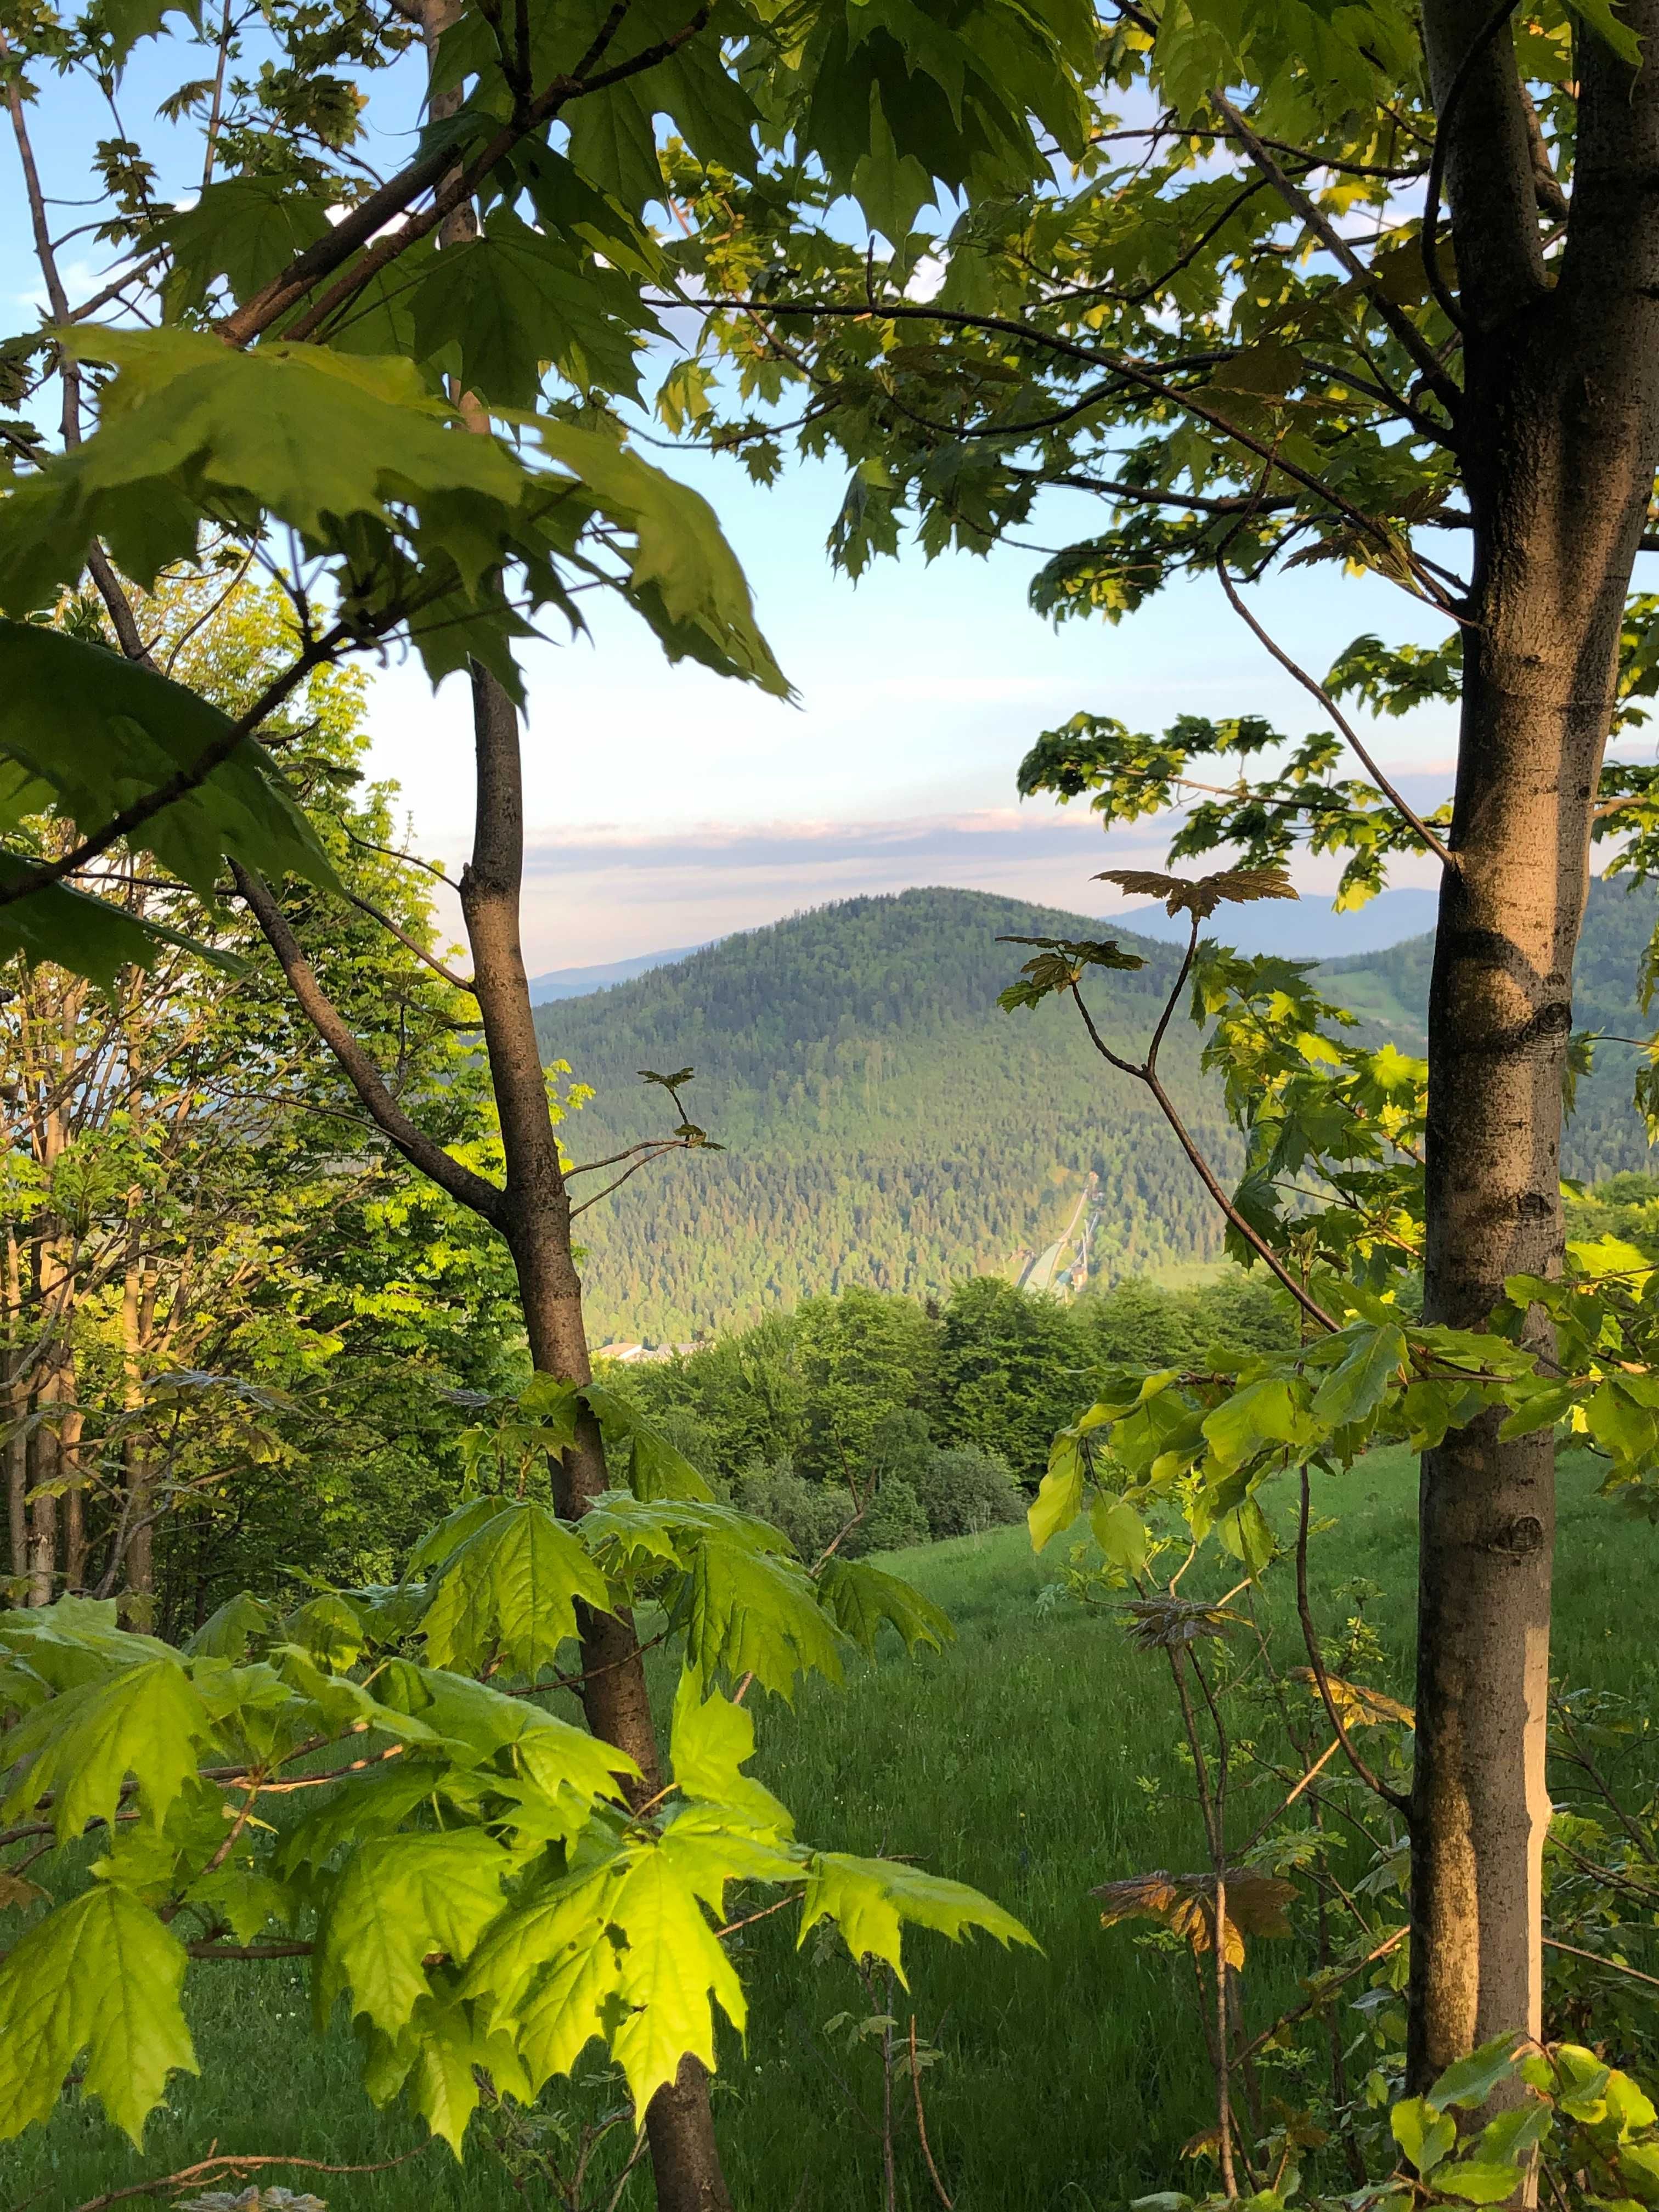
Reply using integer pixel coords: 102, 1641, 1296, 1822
60, 1400, 85, 1592
4, 1228, 26, 1586
24, 1331, 59, 1607
119, 1237, 156, 1623
459, 665, 737, 2210
1409, 26, 1659, 2078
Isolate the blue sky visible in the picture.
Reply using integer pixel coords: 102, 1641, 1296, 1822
362, 446, 1464, 966
3, 46, 1469, 969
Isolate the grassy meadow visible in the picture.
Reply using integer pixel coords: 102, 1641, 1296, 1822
6, 1447, 1658, 2212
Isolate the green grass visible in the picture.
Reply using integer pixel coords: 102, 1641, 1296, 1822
5, 1449, 1657, 2212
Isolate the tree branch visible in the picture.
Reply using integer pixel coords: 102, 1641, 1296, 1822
229, 860, 509, 1227
1297, 1465, 1412, 1809
1209, 90, 1460, 414
1214, 550, 1457, 869
718, 295, 1460, 596
0, 628, 346, 912
222, 4, 712, 348
334, 883, 476, 995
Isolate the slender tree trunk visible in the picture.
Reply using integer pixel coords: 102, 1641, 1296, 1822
60, 1400, 85, 1592
460, 666, 736, 2211
119, 1231, 156, 1622
1409, 20, 1659, 2078
4, 1228, 26, 1585
405, 9, 734, 2175
24, 1307, 59, 1608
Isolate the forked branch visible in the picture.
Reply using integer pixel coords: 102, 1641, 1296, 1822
1214, 551, 1456, 870
1064, 916, 1340, 1334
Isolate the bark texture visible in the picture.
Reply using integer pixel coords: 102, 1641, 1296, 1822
459, 663, 736, 2210
1409, 0, 1659, 2083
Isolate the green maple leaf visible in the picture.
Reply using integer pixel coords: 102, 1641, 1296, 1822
581, 1384, 715, 1502
669, 1668, 795, 1836
406, 1492, 522, 1575
153, 176, 332, 316
281, 1592, 366, 1670
537, 425, 789, 697
373, 1658, 636, 1826
461, 1857, 630, 2090
561, 0, 757, 209
3, 1656, 217, 1841
798, 1852, 1037, 1983
0, 861, 216, 991
420, 1499, 613, 1676
0, 625, 329, 897
684, 1529, 846, 1699
1561, 0, 1643, 66
371, 1996, 533, 2155
315, 1831, 511, 2038
410, 212, 651, 407
279, 1763, 458, 1878
1, 330, 526, 612
509, 1931, 625, 2089
0, 1882, 197, 2144
607, 1846, 747, 2111
185, 1591, 279, 1661
0, 1594, 174, 1690
815, 1560, 954, 1661
97, 0, 194, 64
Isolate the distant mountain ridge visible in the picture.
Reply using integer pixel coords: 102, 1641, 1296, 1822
1121, 884, 1441, 957
535, 881, 1658, 1342
528, 942, 713, 1002
532, 886, 1441, 1000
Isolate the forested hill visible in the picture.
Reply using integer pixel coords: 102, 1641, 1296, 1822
537, 889, 1232, 1340
535, 880, 1659, 1342
1324, 871, 1657, 1183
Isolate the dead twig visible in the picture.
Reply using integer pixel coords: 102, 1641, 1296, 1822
58, 2142, 428, 2212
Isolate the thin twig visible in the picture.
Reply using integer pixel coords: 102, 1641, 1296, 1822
603, 2122, 653, 2212
333, 884, 476, 995
1542, 1936, 1659, 1993
909, 2016, 953, 2209
1232, 1925, 1409, 2067
1214, 552, 1455, 868
715, 1891, 802, 1940
61, 2145, 425, 2211
1296, 1468, 1410, 1812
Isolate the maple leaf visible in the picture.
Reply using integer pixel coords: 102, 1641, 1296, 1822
798, 1852, 1037, 1984
1093, 1869, 1297, 1967
683, 1529, 846, 1698
3, 1656, 217, 1841
815, 1559, 954, 1661
1289, 1667, 1415, 1727
1097, 866, 1298, 919
420, 1499, 613, 1677
669, 1668, 795, 1836
314, 1831, 511, 2038
0, 1883, 197, 2144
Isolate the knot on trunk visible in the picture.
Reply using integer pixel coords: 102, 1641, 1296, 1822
1485, 1512, 1546, 1558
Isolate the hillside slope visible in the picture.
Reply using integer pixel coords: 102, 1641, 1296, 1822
536, 881, 1659, 1341
1324, 872, 1656, 1182
537, 889, 1235, 1339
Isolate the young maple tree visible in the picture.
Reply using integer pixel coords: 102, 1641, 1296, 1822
0, 0, 1089, 2202
660, 0, 1659, 2098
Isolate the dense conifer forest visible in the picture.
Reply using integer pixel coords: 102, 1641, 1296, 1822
539, 879, 1659, 1342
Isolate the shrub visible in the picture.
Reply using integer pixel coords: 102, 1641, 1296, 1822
912, 1444, 1026, 1539
733, 1460, 850, 1562
854, 1474, 930, 1555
